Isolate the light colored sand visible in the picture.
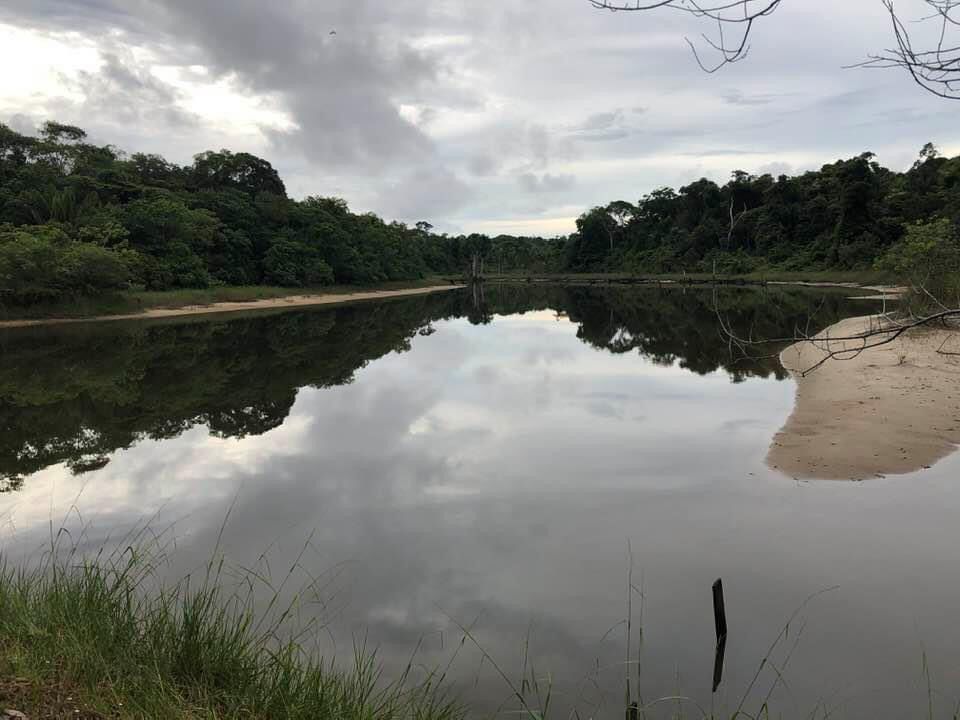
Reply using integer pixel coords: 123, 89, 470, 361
0, 285, 464, 329
769, 315, 960, 480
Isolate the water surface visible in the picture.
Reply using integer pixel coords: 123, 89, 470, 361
1, 285, 957, 719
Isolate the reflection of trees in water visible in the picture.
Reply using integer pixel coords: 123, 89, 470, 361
0, 285, 872, 489
471, 283, 871, 382
0, 297, 453, 490
559, 285, 861, 382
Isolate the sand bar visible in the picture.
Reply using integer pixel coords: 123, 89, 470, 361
768, 315, 960, 480
0, 285, 464, 329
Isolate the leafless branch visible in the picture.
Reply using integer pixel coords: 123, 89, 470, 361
590, 0, 960, 98
715, 286, 960, 375
855, 0, 960, 99
588, 0, 783, 71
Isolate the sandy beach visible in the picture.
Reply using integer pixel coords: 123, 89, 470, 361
769, 315, 960, 480
0, 285, 463, 329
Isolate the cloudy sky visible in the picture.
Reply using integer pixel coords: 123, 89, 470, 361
1, 0, 957, 236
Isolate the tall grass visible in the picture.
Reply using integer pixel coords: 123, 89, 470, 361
0, 531, 463, 720
0, 526, 954, 719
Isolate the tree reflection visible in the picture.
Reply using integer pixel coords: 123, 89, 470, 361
0, 285, 873, 489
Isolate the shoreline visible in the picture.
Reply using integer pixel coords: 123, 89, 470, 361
0, 285, 464, 329
768, 315, 960, 480
0, 279, 898, 330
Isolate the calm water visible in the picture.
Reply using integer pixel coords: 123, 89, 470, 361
1, 285, 958, 719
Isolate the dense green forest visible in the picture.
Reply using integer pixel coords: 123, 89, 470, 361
0, 121, 555, 303
568, 144, 960, 277
2, 120, 958, 305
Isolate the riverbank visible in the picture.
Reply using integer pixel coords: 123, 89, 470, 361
0, 546, 462, 720
768, 315, 960, 480
0, 283, 462, 329
0, 274, 899, 328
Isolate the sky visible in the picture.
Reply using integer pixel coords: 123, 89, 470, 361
1, 0, 958, 237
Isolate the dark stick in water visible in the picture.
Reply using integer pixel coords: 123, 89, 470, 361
712, 579, 728, 693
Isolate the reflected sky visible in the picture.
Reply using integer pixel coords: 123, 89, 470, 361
1, 287, 958, 719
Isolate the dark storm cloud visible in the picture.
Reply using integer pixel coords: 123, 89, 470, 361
2, 0, 447, 167
154, 0, 450, 167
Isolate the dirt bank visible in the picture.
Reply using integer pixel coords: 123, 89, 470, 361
768, 315, 960, 480
0, 285, 463, 329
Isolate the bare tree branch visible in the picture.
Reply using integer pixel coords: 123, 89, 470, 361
854, 0, 960, 100
718, 298, 960, 376
589, 0, 783, 71
590, 0, 960, 98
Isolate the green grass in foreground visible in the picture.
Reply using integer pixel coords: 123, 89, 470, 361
0, 278, 457, 321
0, 543, 463, 720
0, 536, 952, 720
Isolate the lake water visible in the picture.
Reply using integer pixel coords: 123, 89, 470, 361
1, 284, 958, 719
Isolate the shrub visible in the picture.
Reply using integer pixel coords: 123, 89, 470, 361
0, 225, 134, 302
876, 218, 960, 299
264, 235, 334, 287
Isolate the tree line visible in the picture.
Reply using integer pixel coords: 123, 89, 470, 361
2, 120, 958, 304
0, 121, 557, 303
567, 144, 960, 281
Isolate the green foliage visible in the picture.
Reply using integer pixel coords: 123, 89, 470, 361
0, 224, 132, 302
0, 121, 563, 303
876, 217, 960, 296
0, 535, 463, 720
876, 218, 959, 276
2, 120, 957, 303
263, 231, 335, 286
566, 146, 960, 280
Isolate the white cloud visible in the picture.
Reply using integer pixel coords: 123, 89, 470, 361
0, 1, 958, 235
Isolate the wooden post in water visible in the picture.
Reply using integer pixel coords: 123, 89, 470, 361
712, 578, 728, 693
713, 579, 727, 640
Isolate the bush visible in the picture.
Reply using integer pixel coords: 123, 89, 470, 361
263, 236, 334, 287
56, 242, 132, 294
0, 225, 133, 302
876, 218, 960, 298
0, 228, 60, 301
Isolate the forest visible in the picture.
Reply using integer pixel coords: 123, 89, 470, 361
568, 144, 960, 278
1, 120, 958, 304
0, 121, 555, 303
